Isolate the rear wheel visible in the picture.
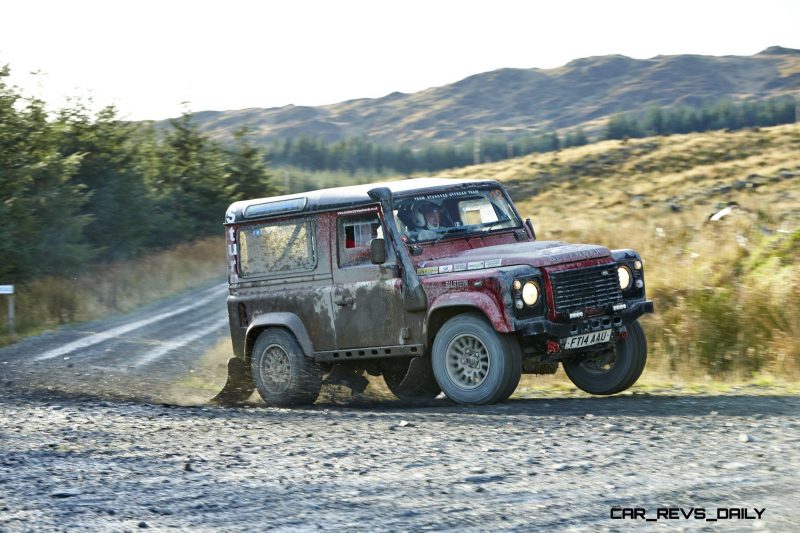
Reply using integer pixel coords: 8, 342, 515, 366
251, 328, 322, 406
562, 320, 647, 395
431, 313, 522, 405
382, 356, 441, 401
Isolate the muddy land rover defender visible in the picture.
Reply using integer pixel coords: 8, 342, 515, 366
214, 178, 654, 406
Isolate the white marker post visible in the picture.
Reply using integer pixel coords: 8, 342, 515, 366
0, 285, 14, 337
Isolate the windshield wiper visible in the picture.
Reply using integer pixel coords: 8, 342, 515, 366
431, 226, 469, 245
481, 220, 513, 233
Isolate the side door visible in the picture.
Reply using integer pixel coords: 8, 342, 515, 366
331, 208, 419, 349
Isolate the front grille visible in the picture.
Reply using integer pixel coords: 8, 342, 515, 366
549, 263, 623, 314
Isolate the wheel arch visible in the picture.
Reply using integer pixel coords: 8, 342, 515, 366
244, 312, 315, 362
426, 298, 507, 350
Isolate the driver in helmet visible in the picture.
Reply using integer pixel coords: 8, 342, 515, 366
415, 202, 446, 240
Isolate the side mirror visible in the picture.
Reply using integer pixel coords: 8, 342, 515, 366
370, 238, 387, 264
525, 218, 536, 240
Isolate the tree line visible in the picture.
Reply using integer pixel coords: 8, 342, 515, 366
0, 65, 276, 284
266, 95, 797, 175
603, 96, 797, 140
264, 129, 589, 174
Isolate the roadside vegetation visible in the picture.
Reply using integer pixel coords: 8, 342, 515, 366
0, 65, 256, 343
0, 65, 274, 287
0, 238, 223, 346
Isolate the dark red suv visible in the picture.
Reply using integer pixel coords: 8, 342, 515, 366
215, 178, 653, 406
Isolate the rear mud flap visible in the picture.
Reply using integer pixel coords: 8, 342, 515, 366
404, 356, 432, 385
210, 357, 255, 405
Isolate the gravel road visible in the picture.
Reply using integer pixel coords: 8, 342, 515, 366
1, 283, 799, 531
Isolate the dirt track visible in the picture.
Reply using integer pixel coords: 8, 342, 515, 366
1, 283, 799, 531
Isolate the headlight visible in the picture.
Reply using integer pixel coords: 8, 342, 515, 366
522, 281, 540, 306
618, 265, 632, 290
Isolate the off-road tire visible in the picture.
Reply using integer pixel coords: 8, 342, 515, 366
562, 320, 647, 395
382, 357, 441, 401
431, 313, 522, 405
251, 328, 322, 406
496, 334, 522, 402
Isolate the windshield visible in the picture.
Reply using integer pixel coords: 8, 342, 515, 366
394, 187, 520, 244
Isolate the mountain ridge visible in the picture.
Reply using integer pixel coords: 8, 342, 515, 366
170, 47, 800, 145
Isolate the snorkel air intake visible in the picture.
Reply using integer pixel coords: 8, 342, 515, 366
368, 187, 427, 312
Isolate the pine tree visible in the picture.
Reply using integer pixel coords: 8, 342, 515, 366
56, 105, 156, 261
0, 66, 93, 281
155, 112, 230, 241
225, 128, 278, 200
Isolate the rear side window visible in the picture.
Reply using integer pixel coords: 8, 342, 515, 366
238, 219, 316, 277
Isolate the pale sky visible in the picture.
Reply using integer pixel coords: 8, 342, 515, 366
2, 0, 799, 121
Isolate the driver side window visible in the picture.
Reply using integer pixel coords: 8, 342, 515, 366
337, 213, 390, 268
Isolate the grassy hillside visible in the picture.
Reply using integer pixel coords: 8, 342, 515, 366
177, 47, 800, 145
431, 123, 800, 378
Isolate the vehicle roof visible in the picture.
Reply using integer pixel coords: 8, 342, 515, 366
225, 177, 502, 224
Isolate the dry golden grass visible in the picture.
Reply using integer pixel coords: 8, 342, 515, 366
430, 123, 800, 380
6, 125, 798, 392
170, 125, 800, 394
0, 237, 225, 345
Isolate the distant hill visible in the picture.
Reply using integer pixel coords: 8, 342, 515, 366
171, 47, 800, 145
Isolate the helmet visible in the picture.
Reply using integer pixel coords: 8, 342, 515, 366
411, 200, 436, 228
410, 200, 437, 228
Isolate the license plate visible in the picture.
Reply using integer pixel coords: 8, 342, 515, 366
564, 329, 612, 350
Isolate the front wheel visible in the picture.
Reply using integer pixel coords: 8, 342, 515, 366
431, 313, 522, 405
251, 328, 322, 406
562, 320, 647, 395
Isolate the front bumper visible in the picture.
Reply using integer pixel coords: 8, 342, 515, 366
517, 300, 654, 338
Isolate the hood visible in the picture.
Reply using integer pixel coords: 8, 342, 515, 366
416, 241, 612, 270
